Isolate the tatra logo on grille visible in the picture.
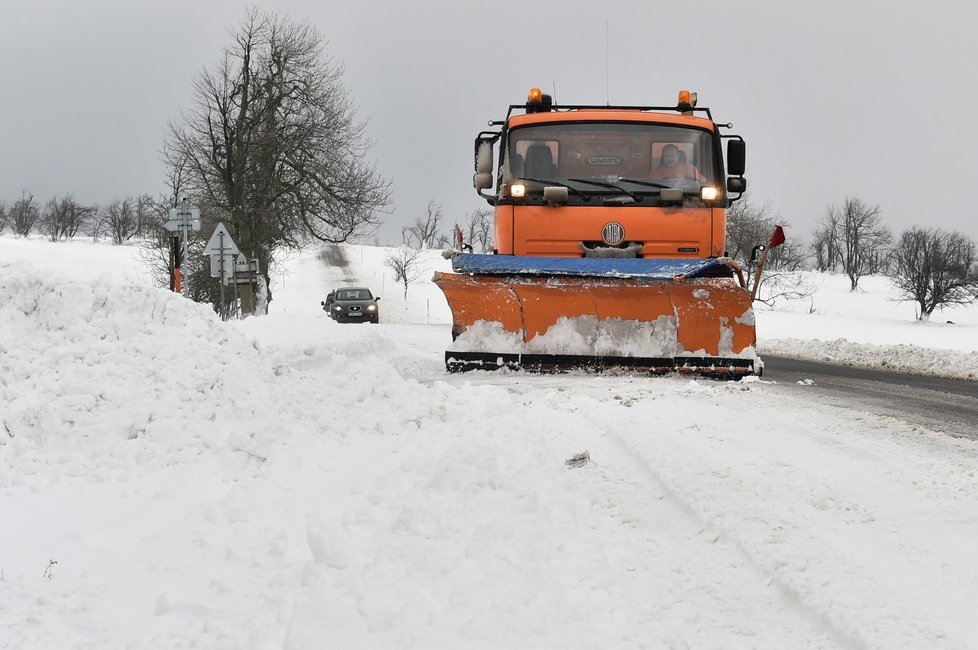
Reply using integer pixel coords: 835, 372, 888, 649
601, 222, 625, 246
588, 156, 623, 165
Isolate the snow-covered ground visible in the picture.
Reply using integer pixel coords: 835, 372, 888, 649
3, 235, 978, 649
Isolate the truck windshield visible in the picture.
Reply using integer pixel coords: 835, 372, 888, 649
506, 122, 718, 189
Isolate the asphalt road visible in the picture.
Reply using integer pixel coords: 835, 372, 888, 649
761, 355, 978, 440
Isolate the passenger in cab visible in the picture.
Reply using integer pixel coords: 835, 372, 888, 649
649, 144, 705, 182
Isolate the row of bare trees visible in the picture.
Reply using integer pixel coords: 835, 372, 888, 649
0, 192, 166, 244
808, 196, 978, 319
387, 193, 977, 321
400, 200, 493, 253
383, 203, 493, 300
729, 195, 978, 320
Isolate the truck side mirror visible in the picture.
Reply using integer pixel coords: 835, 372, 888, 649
473, 172, 493, 190
726, 139, 746, 176
727, 177, 747, 193
475, 140, 494, 174
474, 135, 499, 202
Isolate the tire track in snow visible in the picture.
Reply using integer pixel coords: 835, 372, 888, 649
598, 425, 860, 650
485, 377, 855, 648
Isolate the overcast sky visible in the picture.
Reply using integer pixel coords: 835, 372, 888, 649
2, 0, 977, 246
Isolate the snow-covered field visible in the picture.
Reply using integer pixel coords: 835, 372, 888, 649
3, 235, 978, 649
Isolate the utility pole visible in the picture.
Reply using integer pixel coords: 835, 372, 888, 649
219, 230, 226, 318
181, 201, 190, 297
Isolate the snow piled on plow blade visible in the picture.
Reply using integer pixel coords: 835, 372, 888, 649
454, 316, 684, 357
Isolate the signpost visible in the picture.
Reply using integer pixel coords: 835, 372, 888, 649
163, 198, 201, 296
159, 204, 261, 318
234, 255, 261, 317
204, 223, 240, 319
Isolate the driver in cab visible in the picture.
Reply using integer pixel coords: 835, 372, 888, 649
649, 144, 705, 182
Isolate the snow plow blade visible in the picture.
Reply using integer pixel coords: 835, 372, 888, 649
433, 255, 758, 378
444, 352, 755, 378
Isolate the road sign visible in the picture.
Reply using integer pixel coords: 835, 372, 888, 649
233, 255, 260, 284
204, 223, 240, 255
210, 254, 236, 279
163, 207, 201, 232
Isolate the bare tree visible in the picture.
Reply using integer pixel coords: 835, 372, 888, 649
130, 195, 193, 293
726, 199, 807, 272
383, 245, 426, 299
434, 230, 452, 249
139, 215, 178, 290
460, 207, 493, 252
83, 202, 107, 242
134, 194, 164, 239
724, 197, 811, 303
102, 197, 140, 244
890, 227, 978, 321
136, 193, 185, 291
811, 211, 842, 273
820, 197, 892, 290
10, 192, 40, 236
160, 140, 190, 211
726, 197, 776, 264
41, 195, 93, 241
164, 9, 390, 308
402, 201, 443, 249
0, 201, 8, 233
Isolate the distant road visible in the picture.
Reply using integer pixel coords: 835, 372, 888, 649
317, 244, 356, 284
319, 244, 350, 268
761, 355, 978, 440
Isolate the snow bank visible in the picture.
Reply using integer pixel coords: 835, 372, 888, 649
0, 263, 281, 484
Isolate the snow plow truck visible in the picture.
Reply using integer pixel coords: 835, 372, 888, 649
433, 88, 759, 378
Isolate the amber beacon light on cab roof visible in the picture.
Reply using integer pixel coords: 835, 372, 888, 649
433, 88, 767, 378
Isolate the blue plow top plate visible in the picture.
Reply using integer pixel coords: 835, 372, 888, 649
450, 254, 723, 280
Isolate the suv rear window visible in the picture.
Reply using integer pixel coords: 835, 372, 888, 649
338, 290, 372, 300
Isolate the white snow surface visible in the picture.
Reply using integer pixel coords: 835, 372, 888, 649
2, 235, 978, 649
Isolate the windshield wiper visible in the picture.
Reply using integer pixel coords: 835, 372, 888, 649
566, 178, 641, 203
518, 177, 593, 201
617, 177, 674, 190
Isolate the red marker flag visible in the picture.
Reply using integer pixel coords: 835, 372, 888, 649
767, 225, 785, 249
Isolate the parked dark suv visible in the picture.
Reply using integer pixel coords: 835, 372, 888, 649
322, 287, 380, 323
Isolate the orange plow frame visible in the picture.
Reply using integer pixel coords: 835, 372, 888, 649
432, 271, 758, 377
